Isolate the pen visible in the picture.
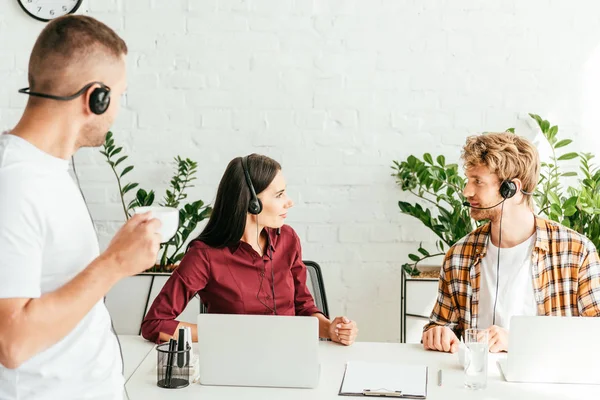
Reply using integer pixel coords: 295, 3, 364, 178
177, 328, 185, 368
165, 338, 177, 387
437, 369, 442, 386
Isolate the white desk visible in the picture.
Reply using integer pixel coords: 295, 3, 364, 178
125, 341, 598, 400
117, 335, 156, 383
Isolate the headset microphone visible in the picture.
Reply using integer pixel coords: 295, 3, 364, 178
462, 199, 506, 210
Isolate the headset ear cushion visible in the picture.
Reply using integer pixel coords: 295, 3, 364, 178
256, 198, 262, 214
90, 87, 111, 115
248, 198, 263, 215
500, 180, 517, 199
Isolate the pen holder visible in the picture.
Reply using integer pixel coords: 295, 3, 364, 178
156, 342, 191, 389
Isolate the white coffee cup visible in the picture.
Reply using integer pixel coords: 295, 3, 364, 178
133, 206, 179, 243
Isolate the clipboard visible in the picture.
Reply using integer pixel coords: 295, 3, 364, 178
338, 361, 428, 398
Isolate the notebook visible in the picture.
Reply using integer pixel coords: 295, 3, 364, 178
339, 361, 428, 398
197, 314, 320, 388
498, 316, 600, 384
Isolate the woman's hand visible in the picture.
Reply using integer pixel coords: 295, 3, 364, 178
328, 316, 358, 346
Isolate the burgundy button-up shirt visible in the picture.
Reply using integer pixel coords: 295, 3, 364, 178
141, 225, 321, 343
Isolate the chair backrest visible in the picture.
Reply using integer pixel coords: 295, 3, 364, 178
197, 260, 330, 318
303, 260, 330, 318
198, 294, 207, 314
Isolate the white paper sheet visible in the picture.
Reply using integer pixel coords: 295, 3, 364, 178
340, 361, 428, 398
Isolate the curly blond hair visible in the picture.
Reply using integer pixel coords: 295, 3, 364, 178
461, 132, 539, 208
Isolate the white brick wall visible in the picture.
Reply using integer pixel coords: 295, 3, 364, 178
2, 0, 600, 342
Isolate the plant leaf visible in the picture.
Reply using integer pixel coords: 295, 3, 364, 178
436, 155, 445, 167
122, 182, 139, 194
563, 206, 577, 217
550, 203, 562, 216
554, 139, 572, 149
541, 120, 550, 133
418, 247, 430, 257
423, 153, 434, 165
408, 253, 421, 262
120, 165, 134, 178
114, 156, 128, 167
558, 152, 578, 161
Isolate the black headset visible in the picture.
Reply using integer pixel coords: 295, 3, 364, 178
460, 179, 525, 327
241, 155, 263, 215
463, 180, 524, 210
464, 179, 532, 328
18, 81, 111, 115
499, 180, 517, 199
241, 155, 277, 314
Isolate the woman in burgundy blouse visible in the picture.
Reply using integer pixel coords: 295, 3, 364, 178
141, 154, 358, 345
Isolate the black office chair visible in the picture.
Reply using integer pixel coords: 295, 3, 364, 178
197, 294, 207, 314
196, 260, 330, 318
303, 260, 330, 318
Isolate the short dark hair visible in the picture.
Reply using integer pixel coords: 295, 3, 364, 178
192, 154, 282, 248
28, 15, 127, 92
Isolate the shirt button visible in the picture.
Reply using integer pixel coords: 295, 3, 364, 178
260, 272, 265, 277
266, 295, 271, 300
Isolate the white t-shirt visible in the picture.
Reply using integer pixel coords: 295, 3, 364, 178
0, 133, 123, 400
478, 232, 539, 330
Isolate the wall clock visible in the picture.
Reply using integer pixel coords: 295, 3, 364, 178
17, 0, 83, 22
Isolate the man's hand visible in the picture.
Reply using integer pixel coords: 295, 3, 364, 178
102, 212, 162, 278
328, 316, 358, 346
487, 325, 508, 353
422, 326, 459, 353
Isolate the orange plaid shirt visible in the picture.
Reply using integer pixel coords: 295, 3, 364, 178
424, 216, 600, 337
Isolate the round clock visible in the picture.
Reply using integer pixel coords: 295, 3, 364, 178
17, 0, 83, 23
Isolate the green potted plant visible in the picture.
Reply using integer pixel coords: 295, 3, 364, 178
101, 131, 212, 273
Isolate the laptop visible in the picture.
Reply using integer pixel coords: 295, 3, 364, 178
197, 314, 320, 388
498, 316, 600, 384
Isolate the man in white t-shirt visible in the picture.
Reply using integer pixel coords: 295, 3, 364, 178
421, 132, 600, 354
0, 16, 162, 399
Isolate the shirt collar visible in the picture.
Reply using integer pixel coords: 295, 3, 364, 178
533, 216, 550, 252
228, 227, 277, 254
475, 215, 549, 260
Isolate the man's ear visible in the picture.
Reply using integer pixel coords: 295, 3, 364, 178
82, 83, 102, 116
512, 178, 524, 192
81, 85, 94, 116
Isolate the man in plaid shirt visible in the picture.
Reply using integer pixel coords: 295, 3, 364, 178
422, 133, 600, 353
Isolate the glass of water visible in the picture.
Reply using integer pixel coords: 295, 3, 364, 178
463, 328, 489, 390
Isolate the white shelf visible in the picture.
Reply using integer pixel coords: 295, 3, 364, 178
401, 268, 441, 343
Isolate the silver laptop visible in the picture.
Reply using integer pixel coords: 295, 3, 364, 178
197, 314, 320, 388
498, 316, 600, 384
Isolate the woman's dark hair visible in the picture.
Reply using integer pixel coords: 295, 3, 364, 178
191, 154, 281, 248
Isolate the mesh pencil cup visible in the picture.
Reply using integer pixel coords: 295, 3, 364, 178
156, 342, 191, 389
